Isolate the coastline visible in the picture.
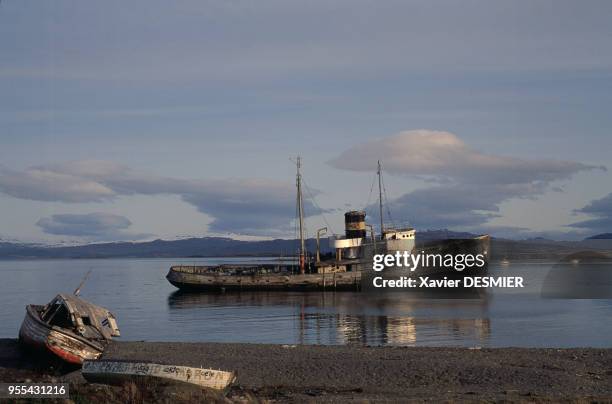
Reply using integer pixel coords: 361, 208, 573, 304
2, 339, 611, 402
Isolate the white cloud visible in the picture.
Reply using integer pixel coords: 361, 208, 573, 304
0, 166, 115, 203
330, 130, 604, 231
329, 130, 602, 184
0, 160, 317, 236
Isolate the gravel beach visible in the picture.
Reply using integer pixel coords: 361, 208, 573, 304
1, 339, 611, 402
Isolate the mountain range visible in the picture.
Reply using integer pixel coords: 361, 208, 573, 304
1, 231, 611, 260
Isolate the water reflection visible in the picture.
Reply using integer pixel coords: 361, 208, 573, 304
541, 251, 612, 298
168, 291, 490, 346
2, 259, 611, 346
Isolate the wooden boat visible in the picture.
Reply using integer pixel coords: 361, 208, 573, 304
19, 293, 120, 364
82, 360, 236, 391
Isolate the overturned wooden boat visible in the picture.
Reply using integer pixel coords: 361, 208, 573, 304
82, 360, 236, 391
19, 293, 120, 364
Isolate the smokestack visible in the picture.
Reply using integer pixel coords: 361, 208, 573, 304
345, 211, 366, 239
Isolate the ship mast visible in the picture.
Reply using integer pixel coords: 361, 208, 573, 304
296, 156, 306, 274
377, 160, 384, 238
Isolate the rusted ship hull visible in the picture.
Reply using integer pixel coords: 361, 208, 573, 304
415, 235, 490, 279
19, 305, 105, 364
167, 236, 490, 292
361, 236, 490, 296
167, 267, 362, 292
419, 235, 490, 261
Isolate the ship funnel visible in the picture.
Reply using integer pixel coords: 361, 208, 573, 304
345, 210, 366, 239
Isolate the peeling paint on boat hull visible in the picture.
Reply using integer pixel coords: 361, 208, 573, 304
82, 360, 236, 391
19, 305, 104, 365
167, 267, 362, 292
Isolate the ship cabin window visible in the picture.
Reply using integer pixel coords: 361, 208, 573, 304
42, 303, 59, 322
43, 302, 73, 329
81, 316, 92, 326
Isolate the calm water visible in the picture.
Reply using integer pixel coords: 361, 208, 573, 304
1, 258, 611, 347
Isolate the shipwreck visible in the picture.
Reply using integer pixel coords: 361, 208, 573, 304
19, 293, 120, 365
167, 159, 489, 292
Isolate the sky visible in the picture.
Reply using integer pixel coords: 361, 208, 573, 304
1, 0, 612, 243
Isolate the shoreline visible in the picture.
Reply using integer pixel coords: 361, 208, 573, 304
1, 339, 611, 402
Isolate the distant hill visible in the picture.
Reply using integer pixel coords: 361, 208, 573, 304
0, 230, 478, 259
414, 229, 479, 241
0, 237, 325, 259
585, 233, 612, 240
2, 230, 610, 260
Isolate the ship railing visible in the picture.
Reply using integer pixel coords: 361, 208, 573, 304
171, 264, 298, 276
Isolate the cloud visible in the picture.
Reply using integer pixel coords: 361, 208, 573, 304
383, 185, 503, 229
381, 182, 559, 230
329, 130, 602, 184
0, 165, 115, 203
331, 130, 603, 231
36, 212, 151, 241
3, 1, 612, 83
180, 179, 304, 235
568, 192, 612, 234
0, 160, 317, 236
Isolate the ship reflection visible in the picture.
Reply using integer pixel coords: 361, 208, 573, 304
167, 291, 491, 346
